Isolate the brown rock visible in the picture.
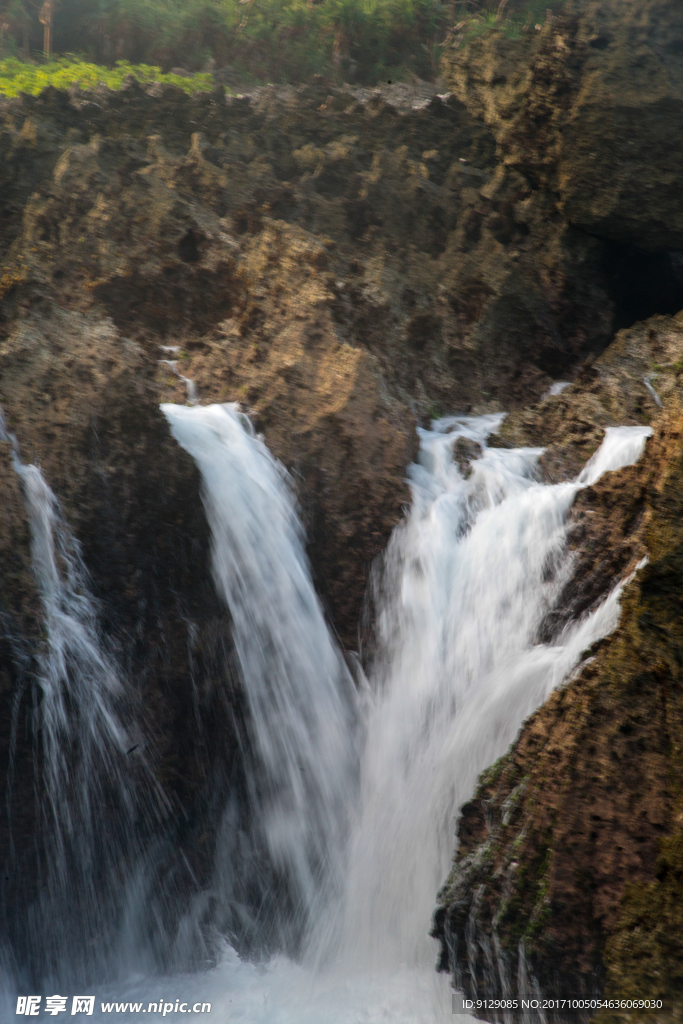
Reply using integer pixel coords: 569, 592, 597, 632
434, 393, 683, 1017
444, 0, 683, 250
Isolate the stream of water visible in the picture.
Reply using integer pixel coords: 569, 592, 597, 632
0, 415, 154, 991
161, 404, 359, 957
2, 404, 652, 1022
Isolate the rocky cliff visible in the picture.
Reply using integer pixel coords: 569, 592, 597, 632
0, 73, 637, 647
434, 1, 683, 1017
1, 0, 683, 995
433, 314, 683, 1019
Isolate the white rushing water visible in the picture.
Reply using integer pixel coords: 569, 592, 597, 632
0, 413, 147, 987
159, 359, 199, 405
94, 406, 647, 1024
332, 418, 651, 974
3, 401, 651, 1019
161, 404, 359, 952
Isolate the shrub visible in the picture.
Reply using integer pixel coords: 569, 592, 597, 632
0, 0, 454, 85
0, 55, 214, 96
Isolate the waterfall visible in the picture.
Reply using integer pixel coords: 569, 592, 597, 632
334, 417, 652, 972
98, 407, 646, 1024
160, 404, 359, 954
2, 402, 652, 1021
0, 415, 153, 988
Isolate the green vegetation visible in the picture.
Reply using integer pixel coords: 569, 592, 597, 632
0, 56, 214, 95
0, 0, 571, 90
0, 0, 452, 86
446, 0, 567, 49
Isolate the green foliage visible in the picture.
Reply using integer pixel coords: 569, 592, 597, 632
0, 0, 453, 85
0, 55, 214, 96
449, 0, 567, 50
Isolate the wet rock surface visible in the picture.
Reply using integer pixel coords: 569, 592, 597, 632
432, 323, 683, 1015
0, 306, 250, 977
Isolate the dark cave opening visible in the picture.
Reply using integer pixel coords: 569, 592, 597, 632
177, 229, 201, 263
604, 242, 683, 332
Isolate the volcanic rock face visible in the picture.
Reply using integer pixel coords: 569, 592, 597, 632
444, 0, 683, 251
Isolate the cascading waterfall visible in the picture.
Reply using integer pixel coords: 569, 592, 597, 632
0, 415, 153, 989
160, 404, 359, 955
333, 417, 651, 976
3, 399, 653, 1022
87, 406, 646, 1024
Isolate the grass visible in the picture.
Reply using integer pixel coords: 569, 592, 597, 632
0, 56, 214, 97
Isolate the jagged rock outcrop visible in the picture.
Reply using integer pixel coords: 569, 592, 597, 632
0, 74, 643, 646
496, 312, 683, 639
433, 313, 683, 1019
432, 7, 683, 1012
444, 0, 683, 251
443, 0, 683, 355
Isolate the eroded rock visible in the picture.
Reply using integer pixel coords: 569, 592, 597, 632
444, 0, 683, 250
433, 320, 683, 1016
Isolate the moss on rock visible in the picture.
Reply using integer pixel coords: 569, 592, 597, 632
434, 401, 683, 1019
